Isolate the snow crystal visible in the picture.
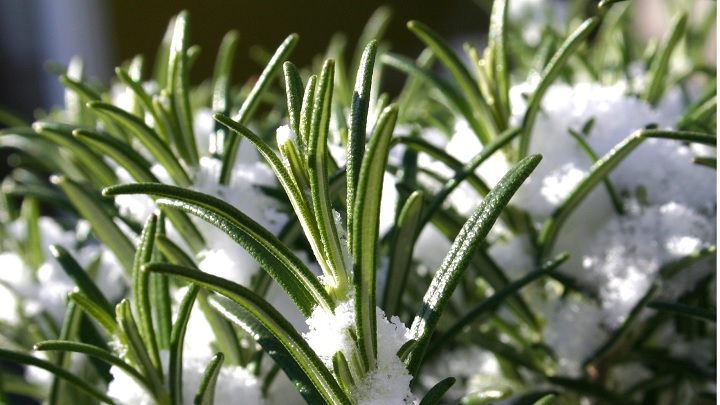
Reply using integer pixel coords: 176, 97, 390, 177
107, 363, 153, 405
107, 349, 263, 405
543, 297, 609, 377
304, 300, 416, 404
492, 78, 716, 373
574, 203, 715, 327
303, 300, 356, 367
353, 307, 416, 405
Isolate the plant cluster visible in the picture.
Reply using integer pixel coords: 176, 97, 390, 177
0, 1, 715, 404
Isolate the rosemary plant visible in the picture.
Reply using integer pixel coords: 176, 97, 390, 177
0, 1, 715, 404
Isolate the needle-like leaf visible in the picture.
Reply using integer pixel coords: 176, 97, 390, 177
211, 296, 328, 405
406, 154, 542, 377
538, 129, 717, 257
347, 41, 378, 239
144, 263, 352, 405
193, 353, 224, 405
221, 34, 298, 184
352, 104, 398, 369
418, 377, 456, 405
0, 348, 116, 404
103, 182, 332, 316
53, 176, 135, 273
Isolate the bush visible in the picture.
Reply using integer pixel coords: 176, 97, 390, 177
0, 1, 715, 404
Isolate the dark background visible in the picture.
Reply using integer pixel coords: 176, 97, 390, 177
0, 1, 489, 122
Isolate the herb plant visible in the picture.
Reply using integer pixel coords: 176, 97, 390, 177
0, 1, 715, 404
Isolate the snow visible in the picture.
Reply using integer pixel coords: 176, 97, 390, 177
0, 218, 126, 325
108, 341, 263, 405
303, 300, 416, 404
494, 79, 715, 374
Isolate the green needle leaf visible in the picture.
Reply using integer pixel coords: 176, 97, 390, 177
144, 263, 352, 405
350, 5, 392, 82
394, 136, 491, 197
585, 284, 658, 367
72, 128, 155, 181
531, 394, 557, 405
50, 245, 114, 318
103, 182, 332, 316
332, 351, 356, 393
383, 190, 424, 317
643, 12, 688, 105
213, 114, 335, 305
419, 127, 522, 231
169, 284, 200, 405
648, 301, 716, 322
660, 245, 717, 279
419, 377, 456, 405
20, 197, 43, 269
116, 300, 169, 404
347, 41, 378, 239
283, 61, 305, 141
193, 353, 224, 405
308, 59, 349, 296
518, 16, 602, 158
352, 104, 398, 369
73, 128, 205, 253
34, 340, 153, 395
486, 0, 511, 128
0, 106, 29, 127
48, 300, 83, 404
459, 388, 511, 405
132, 214, 162, 375
0, 348, 116, 404
299, 75, 318, 155
68, 291, 118, 335
406, 154, 542, 377
115, 67, 171, 144
428, 252, 568, 355
167, 10, 198, 166
211, 296, 328, 404
567, 128, 624, 215
32, 122, 117, 188
407, 20, 495, 143
538, 129, 716, 257
87, 101, 191, 187
221, 33, 299, 184
381, 53, 481, 139
197, 291, 244, 366
52, 176, 135, 273
547, 377, 632, 405
58, 73, 109, 129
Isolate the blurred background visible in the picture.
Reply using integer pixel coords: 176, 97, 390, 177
0, 0, 490, 122
0, 1, 714, 122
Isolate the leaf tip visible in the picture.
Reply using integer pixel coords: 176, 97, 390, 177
48, 244, 62, 258
30, 121, 44, 132
49, 175, 65, 185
